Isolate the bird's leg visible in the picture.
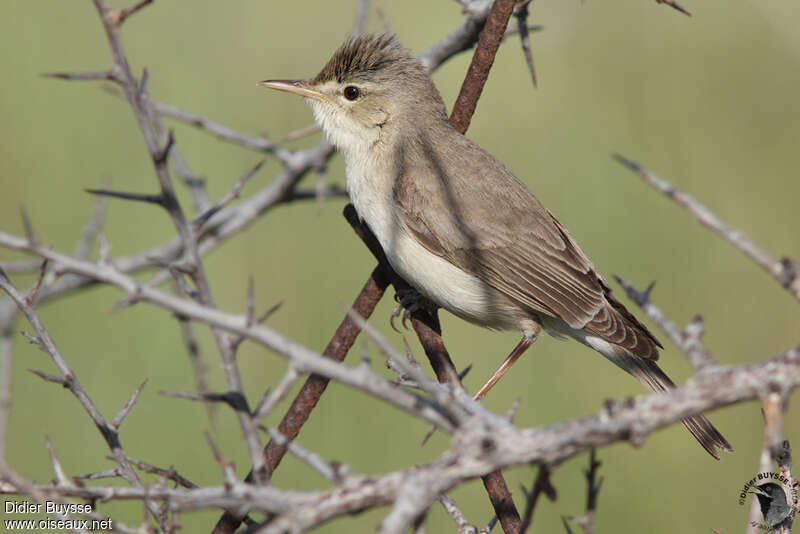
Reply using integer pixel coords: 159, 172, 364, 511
391, 288, 437, 332
473, 333, 538, 401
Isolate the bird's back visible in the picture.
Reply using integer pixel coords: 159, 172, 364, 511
392, 124, 662, 358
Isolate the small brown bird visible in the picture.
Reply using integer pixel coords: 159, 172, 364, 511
260, 34, 732, 458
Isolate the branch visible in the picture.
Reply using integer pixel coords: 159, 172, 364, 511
449, 0, 517, 134
91, 0, 267, 481
252, 344, 800, 533
0, 231, 457, 431
655, 0, 692, 17
614, 154, 800, 303
614, 277, 717, 372
0, 270, 160, 522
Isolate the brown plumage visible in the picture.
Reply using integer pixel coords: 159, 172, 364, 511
260, 34, 732, 459
313, 34, 418, 85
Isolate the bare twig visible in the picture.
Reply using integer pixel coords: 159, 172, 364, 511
614, 154, 800, 303
74, 193, 107, 261
172, 305, 215, 424
25, 259, 48, 306
449, 0, 517, 134
123, 456, 197, 489
91, 0, 266, 482
655, 0, 692, 17
161, 390, 250, 413
191, 159, 266, 228
150, 99, 293, 162
262, 427, 338, 483
111, 380, 148, 430
439, 494, 479, 533
252, 366, 300, 421
0, 270, 158, 521
514, 1, 537, 88
44, 434, 71, 487
0, 342, 798, 532
85, 188, 165, 207
41, 70, 119, 82
255, 343, 800, 533
519, 465, 556, 533
613, 277, 717, 371
211, 266, 390, 534
113, 0, 154, 26
19, 207, 39, 246
275, 123, 321, 143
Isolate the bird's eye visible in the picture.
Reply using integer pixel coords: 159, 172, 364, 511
343, 86, 360, 101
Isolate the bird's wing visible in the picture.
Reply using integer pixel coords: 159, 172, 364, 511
392, 133, 606, 330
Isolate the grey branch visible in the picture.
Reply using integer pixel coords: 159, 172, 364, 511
614, 154, 800, 303
90, 0, 266, 481
0, 231, 457, 432
0, 270, 159, 522
614, 277, 717, 372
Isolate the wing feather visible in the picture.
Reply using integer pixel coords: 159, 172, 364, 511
391, 130, 661, 358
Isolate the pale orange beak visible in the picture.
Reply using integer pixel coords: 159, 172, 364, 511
257, 79, 332, 104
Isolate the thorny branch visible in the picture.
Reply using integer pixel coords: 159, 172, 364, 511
614, 154, 800, 303
1, 1, 798, 534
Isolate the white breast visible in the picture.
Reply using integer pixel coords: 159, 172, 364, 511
345, 158, 526, 332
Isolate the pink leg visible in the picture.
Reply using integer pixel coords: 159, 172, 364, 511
473, 334, 538, 401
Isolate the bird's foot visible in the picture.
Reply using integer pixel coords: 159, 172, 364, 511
390, 289, 436, 332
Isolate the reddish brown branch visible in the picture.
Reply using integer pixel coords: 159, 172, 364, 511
344, 205, 522, 533
445, 1, 523, 530
449, 0, 517, 134
216, 1, 523, 529
211, 266, 390, 534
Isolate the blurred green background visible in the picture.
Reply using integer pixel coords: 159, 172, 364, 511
1, 0, 798, 532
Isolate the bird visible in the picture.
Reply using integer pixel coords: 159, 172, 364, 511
259, 33, 732, 459
750, 483, 792, 528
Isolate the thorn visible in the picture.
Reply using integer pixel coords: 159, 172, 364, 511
515, 1, 537, 88
139, 67, 150, 94
85, 188, 165, 207
111, 379, 148, 430
44, 433, 70, 486
40, 70, 117, 82
611, 153, 641, 173
113, 0, 155, 27
655, 0, 692, 16
154, 130, 175, 164
24, 259, 48, 305
28, 368, 67, 386
111, 289, 142, 313
458, 364, 473, 381
191, 158, 265, 228
642, 280, 656, 301
21, 331, 44, 350
19, 207, 38, 246
505, 397, 521, 423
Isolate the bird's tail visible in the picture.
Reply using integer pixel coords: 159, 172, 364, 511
604, 347, 733, 459
572, 288, 733, 459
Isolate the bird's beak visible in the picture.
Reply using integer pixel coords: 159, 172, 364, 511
257, 79, 331, 104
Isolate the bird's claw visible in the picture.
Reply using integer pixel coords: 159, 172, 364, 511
390, 289, 433, 332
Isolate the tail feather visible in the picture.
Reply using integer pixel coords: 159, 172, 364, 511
614, 350, 733, 459
549, 287, 733, 458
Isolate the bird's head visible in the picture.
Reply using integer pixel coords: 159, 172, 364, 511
259, 34, 448, 158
